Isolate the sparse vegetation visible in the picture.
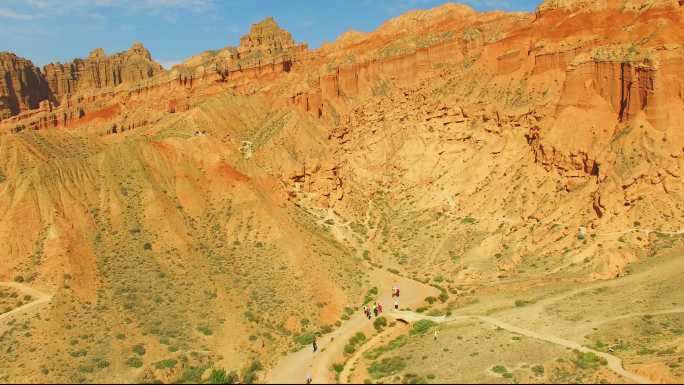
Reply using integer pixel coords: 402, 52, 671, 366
410, 320, 437, 336
368, 356, 406, 379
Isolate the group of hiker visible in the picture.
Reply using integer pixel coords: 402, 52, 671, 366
305, 285, 405, 384
363, 301, 383, 319
361, 285, 402, 320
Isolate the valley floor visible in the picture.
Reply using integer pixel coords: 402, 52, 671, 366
267, 247, 684, 384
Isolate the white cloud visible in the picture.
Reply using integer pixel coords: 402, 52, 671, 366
0, 8, 42, 19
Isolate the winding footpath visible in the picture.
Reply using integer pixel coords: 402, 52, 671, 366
267, 210, 681, 384
0, 282, 53, 323
266, 272, 684, 384
265, 268, 440, 384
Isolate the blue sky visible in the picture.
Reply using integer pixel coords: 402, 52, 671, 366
0, 0, 539, 68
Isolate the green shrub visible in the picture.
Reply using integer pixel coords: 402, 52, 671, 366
242, 360, 262, 384
209, 368, 238, 384
492, 365, 507, 373
374, 317, 388, 331
575, 351, 606, 369
344, 332, 367, 355
364, 287, 379, 305
96, 359, 110, 369
514, 299, 531, 307
178, 365, 211, 383
461, 216, 477, 224
368, 357, 406, 379
155, 359, 178, 369
197, 324, 213, 335
126, 356, 143, 368
132, 344, 146, 356
410, 320, 436, 336
294, 332, 315, 346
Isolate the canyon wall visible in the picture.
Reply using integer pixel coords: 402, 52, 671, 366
0, 53, 54, 120
42, 42, 164, 100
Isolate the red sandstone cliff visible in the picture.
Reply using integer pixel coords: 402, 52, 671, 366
42, 42, 164, 100
0, 52, 54, 120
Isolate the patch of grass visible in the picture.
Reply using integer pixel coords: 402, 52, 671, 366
242, 359, 262, 384
209, 368, 239, 384
177, 364, 211, 383
132, 344, 146, 356
294, 332, 315, 346
126, 356, 143, 368
364, 335, 409, 360
364, 287, 379, 305
492, 365, 508, 374
461, 216, 477, 224
154, 359, 178, 370
368, 356, 406, 379
514, 299, 532, 307
637, 347, 656, 355
410, 320, 437, 336
197, 324, 213, 336
344, 332, 367, 355
574, 351, 606, 369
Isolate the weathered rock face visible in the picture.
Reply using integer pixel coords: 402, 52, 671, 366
42, 42, 164, 99
0, 53, 54, 120
176, 17, 308, 81
236, 17, 307, 67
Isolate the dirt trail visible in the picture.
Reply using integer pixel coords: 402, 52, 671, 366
339, 323, 407, 384
0, 282, 53, 323
265, 268, 439, 384
470, 315, 652, 384
591, 308, 684, 327
349, 310, 653, 384
332, 255, 684, 384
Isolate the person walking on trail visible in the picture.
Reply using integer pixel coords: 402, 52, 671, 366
372, 303, 378, 318
363, 305, 368, 317
377, 302, 383, 314
312, 335, 318, 353
306, 372, 312, 384
434, 328, 439, 341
